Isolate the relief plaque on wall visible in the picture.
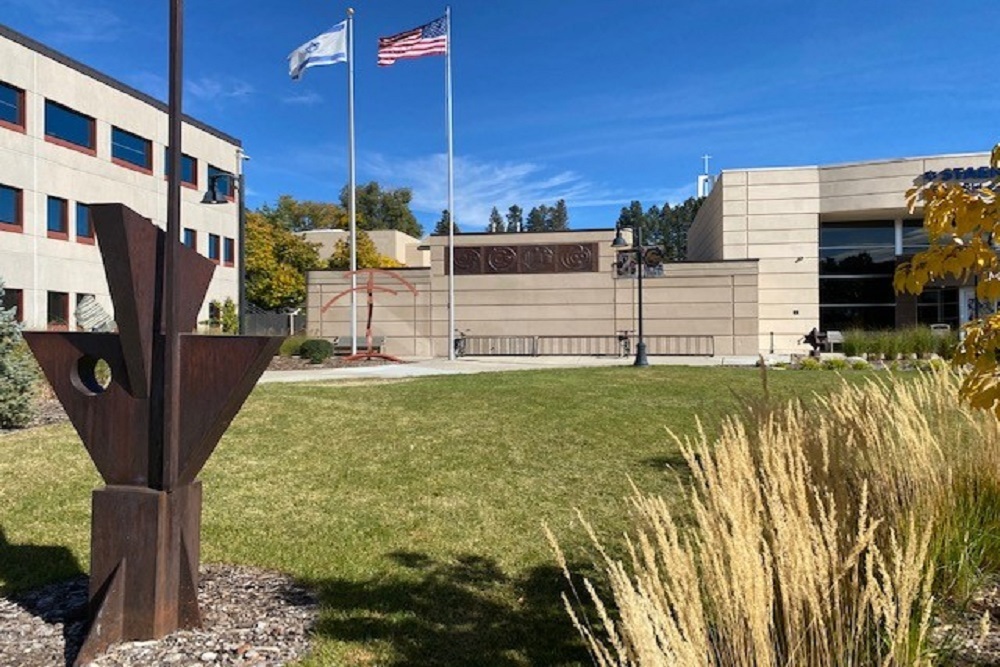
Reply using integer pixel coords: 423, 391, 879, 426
448, 243, 599, 275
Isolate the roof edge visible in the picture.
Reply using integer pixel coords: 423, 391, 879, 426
0, 22, 241, 147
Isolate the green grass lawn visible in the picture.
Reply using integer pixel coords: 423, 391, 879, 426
0, 366, 862, 666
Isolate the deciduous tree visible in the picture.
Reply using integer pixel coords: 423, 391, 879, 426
327, 230, 403, 270
895, 144, 1000, 416
245, 211, 323, 310
340, 182, 423, 238
257, 194, 350, 231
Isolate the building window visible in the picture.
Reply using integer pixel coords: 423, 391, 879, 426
47, 291, 69, 330
111, 126, 152, 172
1, 287, 23, 322
207, 165, 234, 199
223, 237, 235, 267
45, 100, 96, 153
76, 202, 94, 243
208, 233, 221, 262
0, 81, 25, 131
47, 196, 69, 239
183, 228, 197, 249
819, 220, 896, 331
0, 184, 22, 232
165, 149, 198, 187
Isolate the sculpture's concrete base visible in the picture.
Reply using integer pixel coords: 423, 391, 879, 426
75, 483, 202, 666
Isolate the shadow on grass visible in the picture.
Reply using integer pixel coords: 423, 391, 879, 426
310, 550, 593, 666
0, 526, 84, 594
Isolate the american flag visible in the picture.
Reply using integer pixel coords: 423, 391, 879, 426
377, 15, 448, 66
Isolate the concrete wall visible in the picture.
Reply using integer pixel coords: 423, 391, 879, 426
307, 229, 759, 357
0, 28, 241, 330
688, 152, 992, 353
300, 228, 429, 267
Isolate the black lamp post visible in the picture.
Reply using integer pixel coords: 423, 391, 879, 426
613, 222, 650, 367
202, 153, 248, 334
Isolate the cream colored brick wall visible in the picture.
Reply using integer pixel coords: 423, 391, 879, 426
0, 32, 240, 329
307, 229, 759, 358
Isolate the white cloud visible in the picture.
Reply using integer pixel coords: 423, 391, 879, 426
282, 92, 323, 106
6, 0, 123, 43
186, 77, 255, 103
363, 153, 695, 232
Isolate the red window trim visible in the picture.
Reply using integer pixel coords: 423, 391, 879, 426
112, 157, 153, 175
0, 119, 25, 134
45, 134, 97, 156
0, 187, 22, 232
0, 222, 22, 233
76, 235, 95, 246
47, 230, 69, 241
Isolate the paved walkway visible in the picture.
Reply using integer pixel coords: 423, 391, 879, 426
258, 354, 767, 384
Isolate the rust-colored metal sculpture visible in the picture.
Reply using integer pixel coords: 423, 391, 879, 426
321, 269, 418, 363
23, 204, 282, 665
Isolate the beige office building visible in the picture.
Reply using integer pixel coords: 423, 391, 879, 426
307, 152, 993, 359
0, 24, 242, 330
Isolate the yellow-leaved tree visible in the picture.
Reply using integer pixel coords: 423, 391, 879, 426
895, 144, 1000, 415
327, 230, 402, 271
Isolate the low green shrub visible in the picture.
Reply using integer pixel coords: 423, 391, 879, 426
821, 358, 849, 371
850, 359, 870, 370
799, 357, 822, 370
279, 335, 308, 357
299, 338, 334, 364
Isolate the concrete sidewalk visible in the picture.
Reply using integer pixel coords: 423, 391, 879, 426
258, 354, 766, 384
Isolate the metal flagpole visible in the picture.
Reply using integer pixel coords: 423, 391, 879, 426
446, 5, 455, 360
348, 8, 358, 355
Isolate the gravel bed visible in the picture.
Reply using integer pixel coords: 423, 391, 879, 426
0, 564, 319, 666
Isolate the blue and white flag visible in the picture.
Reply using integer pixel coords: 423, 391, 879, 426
288, 21, 347, 80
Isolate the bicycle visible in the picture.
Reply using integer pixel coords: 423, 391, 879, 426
617, 330, 633, 357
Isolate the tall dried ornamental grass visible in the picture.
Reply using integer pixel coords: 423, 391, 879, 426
550, 369, 1000, 666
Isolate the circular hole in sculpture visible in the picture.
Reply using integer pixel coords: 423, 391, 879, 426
71, 356, 112, 395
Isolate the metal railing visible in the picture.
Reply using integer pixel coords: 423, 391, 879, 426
461, 334, 714, 357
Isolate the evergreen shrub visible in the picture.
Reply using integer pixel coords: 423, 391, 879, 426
300, 338, 333, 364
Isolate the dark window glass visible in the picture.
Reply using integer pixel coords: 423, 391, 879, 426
47, 291, 69, 328
917, 287, 960, 329
0, 185, 20, 226
183, 228, 196, 249
224, 237, 235, 265
111, 127, 151, 169
0, 82, 24, 126
819, 248, 896, 275
820, 305, 896, 332
208, 233, 220, 260
901, 220, 929, 252
47, 196, 67, 234
45, 101, 94, 149
165, 149, 198, 186
76, 203, 93, 239
820, 221, 894, 248
207, 166, 233, 197
1, 287, 22, 322
820, 276, 896, 305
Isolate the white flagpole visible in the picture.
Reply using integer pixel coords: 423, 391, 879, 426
446, 5, 456, 360
348, 8, 358, 355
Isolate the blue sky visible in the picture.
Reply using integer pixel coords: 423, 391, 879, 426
1, 0, 997, 234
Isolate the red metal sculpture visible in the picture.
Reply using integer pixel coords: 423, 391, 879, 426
321, 268, 419, 363
23, 204, 282, 665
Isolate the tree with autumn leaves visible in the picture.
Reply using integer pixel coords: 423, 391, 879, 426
895, 144, 1000, 416
245, 210, 323, 310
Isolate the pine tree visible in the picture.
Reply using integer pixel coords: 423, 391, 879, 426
433, 209, 460, 235
526, 205, 549, 232
488, 207, 505, 233
0, 281, 36, 429
505, 205, 523, 233
549, 199, 570, 231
